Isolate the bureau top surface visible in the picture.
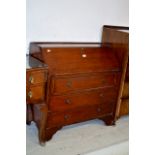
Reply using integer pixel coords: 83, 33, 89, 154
37, 42, 101, 48
26, 55, 48, 70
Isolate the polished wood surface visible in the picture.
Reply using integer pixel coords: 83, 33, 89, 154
27, 26, 129, 144
102, 25, 129, 118
29, 42, 122, 143
40, 47, 120, 75
26, 55, 48, 145
47, 103, 115, 128
49, 87, 118, 113
51, 72, 121, 95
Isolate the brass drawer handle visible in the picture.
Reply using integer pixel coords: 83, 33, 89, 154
65, 99, 71, 104
28, 91, 33, 98
66, 81, 72, 88
29, 76, 34, 84
64, 115, 70, 120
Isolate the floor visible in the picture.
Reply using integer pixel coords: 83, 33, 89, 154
26, 116, 128, 155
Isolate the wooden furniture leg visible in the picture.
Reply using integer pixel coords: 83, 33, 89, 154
100, 115, 116, 126
26, 104, 33, 125
33, 103, 48, 145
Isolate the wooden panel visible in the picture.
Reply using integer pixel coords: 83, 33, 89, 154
49, 87, 118, 112
122, 82, 129, 98
42, 47, 120, 75
47, 103, 114, 128
102, 26, 129, 68
102, 26, 129, 119
119, 99, 129, 116
51, 73, 121, 94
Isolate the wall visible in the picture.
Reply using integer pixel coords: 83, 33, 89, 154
26, 0, 129, 51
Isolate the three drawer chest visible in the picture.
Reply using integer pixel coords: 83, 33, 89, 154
27, 42, 124, 144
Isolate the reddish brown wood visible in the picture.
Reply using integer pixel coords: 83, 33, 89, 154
49, 87, 118, 113
44, 127, 62, 141
26, 70, 47, 85
28, 41, 124, 143
30, 44, 121, 75
102, 25, 129, 118
122, 82, 129, 98
26, 85, 45, 103
26, 104, 33, 125
26, 55, 48, 144
47, 103, 115, 128
100, 114, 116, 126
33, 103, 48, 145
51, 72, 121, 95
119, 99, 129, 116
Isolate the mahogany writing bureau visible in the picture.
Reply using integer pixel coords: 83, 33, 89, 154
27, 42, 124, 144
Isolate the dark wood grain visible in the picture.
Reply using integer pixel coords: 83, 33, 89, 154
26, 85, 45, 103
26, 55, 48, 145
51, 72, 121, 95
41, 47, 120, 75
46, 103, 115, 128
49, 87, 118, 113
102, 25, 129, 118
28, 41, 123, 143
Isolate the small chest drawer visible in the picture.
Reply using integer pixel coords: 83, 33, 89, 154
47, 103, 114, 128
26, 71, 47, 85
51, 73, 121, 94
26, 85, 45, 103
49, 87, 118, 112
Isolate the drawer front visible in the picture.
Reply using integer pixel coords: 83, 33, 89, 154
47, 103, 114, 128
42, 47, 120, 75
26, 85, 45, 103
26, 70, 47, 85
52, 73, 121, 94
49, 87, 118, 112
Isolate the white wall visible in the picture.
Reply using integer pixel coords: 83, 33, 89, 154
26, 0, 129, 51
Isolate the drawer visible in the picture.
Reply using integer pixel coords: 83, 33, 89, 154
47, 103, 114, 128
51, 73, 121, 94
42, 47, 120, 75
49, 87, 118, 112
26, 70, 47, 85
26, 85, 45, 103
